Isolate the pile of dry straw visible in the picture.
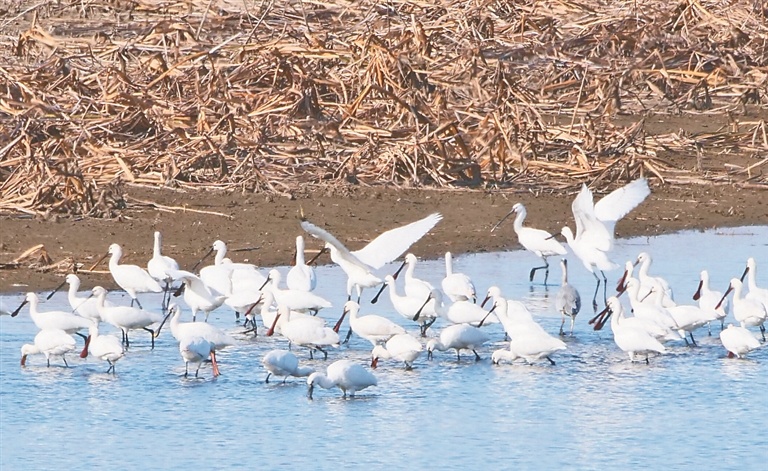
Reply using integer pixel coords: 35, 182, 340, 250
1, 0, 767, 216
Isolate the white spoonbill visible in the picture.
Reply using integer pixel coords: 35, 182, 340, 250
82, 322, 125, 374
717, 278, 767, 341
560, 226, 618, 310
603, 296, 666, 364
20, 329, 77, 367
160, 304, 237, 375
555, 258, 581, 336
693, 270, 728, 334
266, 306, 339, 360
307, 359, 378, 399
719, 324, 762, 359
264, 269, 332, 314
334, 301, 406, 346
147, 231, 179, 284
491, 202, 566, 285
426, 324, 489, 361
92, 286, 165, 348
622, 279, 682, 341
262, 350, 315, 383
63, 274, 110, 323
634, 252, 674, 306
371, 333, 424, 370
441, 252, 476, 303
100, 243, 162, 309
401, 253, 435, 301
13, 292, 91, 343
168, 269, 226, 322
301, 212, 443, 302
424, 289, 499, 327
570, 178, 650, 253
384, 275, 437, 337
491, 328, 566, 366
741, 257, 768, 310
179, 336, 215, 378
286, 235, 317, 292
482, 286, 540, 339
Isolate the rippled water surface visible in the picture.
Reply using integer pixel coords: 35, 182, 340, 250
2, 227, 767, 470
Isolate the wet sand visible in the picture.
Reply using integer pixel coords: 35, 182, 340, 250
1, 182, 766, 293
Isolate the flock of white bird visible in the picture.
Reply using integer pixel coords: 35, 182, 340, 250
6, 177, 768, 399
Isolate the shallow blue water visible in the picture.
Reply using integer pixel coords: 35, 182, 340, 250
1, 226, 767, 470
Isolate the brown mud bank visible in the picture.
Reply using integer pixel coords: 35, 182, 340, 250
1, 182, 766, 294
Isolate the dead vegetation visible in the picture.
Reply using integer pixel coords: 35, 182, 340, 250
1, 0, 767, 217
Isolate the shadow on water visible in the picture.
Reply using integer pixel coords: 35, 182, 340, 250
0, 226, 767, 470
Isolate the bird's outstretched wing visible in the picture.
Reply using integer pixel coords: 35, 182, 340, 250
594, 178, 650, 223
300, 219, 372, 271
352, 213, 443, 269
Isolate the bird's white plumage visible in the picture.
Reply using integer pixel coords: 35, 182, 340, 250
427, 324, 489, 361
338, 300, 406, 346
107, 243, 163, 300
147, 231, 179, 283
23, 292, 92, 335
371, 333, 423, 369
286, 236, 317, 292
307, 359, 378, 398
719, 324, 761, 359
20, 329, 77, 367
262, 350, 315, 382
441, 252, 476, 302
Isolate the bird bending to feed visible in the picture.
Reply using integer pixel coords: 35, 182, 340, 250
719, 324, 761, 359
100, 243, 163, 309
442, 252, 476, 303
82, 323, 125, 374
717, 278, 767, 341
160, 304, 237, 376
563, 178, 650, 309
179, 336, 215, 378
491, 202, 566, 285
20, 329, 77, 367
266, 305, 339, 360
286, 235, 317, 292
427, 324, 489, 361
307, 360, 378, 399
371, 333, 424, 370
599, 297, 666, 364
334, 300, 406, 346
555, 258, 581, 336
300, 212, 442, 302
491, 328, 567, 366
262, 350, 315, 383
91, 286, 165, 348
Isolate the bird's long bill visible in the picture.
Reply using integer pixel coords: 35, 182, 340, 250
588, 306, 609, 326
639, 288, 654, 303
739, 265, 749, 283
11, 299, 28, 317
593, 309, 612, 331
412, 293, 433, 322
266, 313, 281, 336
307, 383, 314, 400
616, 270, 628, 293
490, 209, 515, 233
172, 283, 185, 298
480, 294, 491, 308
290, 250, 297, 267
333, 309, 348, 333
370, 357, 379, 369
20, 354, 27, 367
243, 295, 264, 317
371, 260, 407, 304
477, 303, 497, 328
47, 279, 68, 300
190, 247, 214, 272
715, 286, 732, 310
79, 335, 91, 358
211, 350, 220, 377
258, 275, 271, 292
307, 247, 328, 266
692, 280, 703, 301
88, 251, 110, 271
155, 311, 173, 338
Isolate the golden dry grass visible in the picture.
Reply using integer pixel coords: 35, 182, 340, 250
1, 0, 767, 216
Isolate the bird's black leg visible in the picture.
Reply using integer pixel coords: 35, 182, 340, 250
134, 298, 144, 310
63, 356, 69, 367
184, 363, 189, 378
473, 349, 481, 362
592, 272, 601, 312
316, 346, 328, 360
547, 356, 556, 366
344, 328, 353, 344
144, 327, 155, 349
601, 271, 608, 305
689, 332, 697, 347
265, 373, 271, 384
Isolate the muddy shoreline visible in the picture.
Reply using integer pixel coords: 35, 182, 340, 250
1, 182, 766, 295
